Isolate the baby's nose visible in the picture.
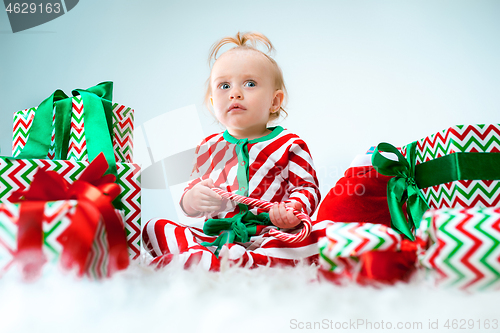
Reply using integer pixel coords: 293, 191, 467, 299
230, 89, 242, 99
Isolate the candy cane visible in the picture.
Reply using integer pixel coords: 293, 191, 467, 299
211, 188, 312, 243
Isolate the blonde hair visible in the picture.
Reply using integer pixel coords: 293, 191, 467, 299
205, 32, 288, 122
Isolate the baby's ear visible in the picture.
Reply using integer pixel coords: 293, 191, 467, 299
272, 90, 284, 110
210, 97, 214, 106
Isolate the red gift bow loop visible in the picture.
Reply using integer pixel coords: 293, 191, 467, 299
211, 188, 312, 243
68, 180, 129, 273
10, 153, 129, 279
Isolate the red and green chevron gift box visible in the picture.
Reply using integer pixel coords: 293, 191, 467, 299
318, 222, 409, 275
12, 96, 134, 164
417, 207, 500, 291
318, 211, 500, 290
0, 200, 119, 279
0, 157, 141, 260
405, 124, 500, 209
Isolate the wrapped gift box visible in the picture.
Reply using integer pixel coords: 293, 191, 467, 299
12, 97, 134, 164
318, 222, 415, 281
0, 157, 141, 260
320, 125, 500, 287
318, 207, 500, 290
417, 206, 500, 291
0, 200, 122, 279
405, 124, 500, 209
371, 124, 500, 240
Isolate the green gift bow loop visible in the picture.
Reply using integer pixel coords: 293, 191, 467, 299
371, 142, 430, 241
201, 210, 272, 257
18, 82, 117, 179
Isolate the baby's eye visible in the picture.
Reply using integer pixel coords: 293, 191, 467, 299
218, 83, 230, 90
244, 81, 256, 88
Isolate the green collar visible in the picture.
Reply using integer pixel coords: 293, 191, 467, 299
223, 126, 284, 144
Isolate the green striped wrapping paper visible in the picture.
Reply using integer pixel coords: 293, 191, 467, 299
403, 124, 500, 209
0, 200, 123, 279
12, 98, 134, 163
417, 206, 500, 291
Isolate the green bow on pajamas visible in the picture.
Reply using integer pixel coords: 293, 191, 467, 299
201, 210, 273, 257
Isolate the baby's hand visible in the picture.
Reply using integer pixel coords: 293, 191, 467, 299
182, 179, 222, 216
269, 201, 303, 229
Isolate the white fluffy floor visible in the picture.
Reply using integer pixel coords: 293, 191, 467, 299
1, 258, 498, 333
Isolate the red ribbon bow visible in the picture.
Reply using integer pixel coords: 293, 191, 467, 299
10, 153, 129, 280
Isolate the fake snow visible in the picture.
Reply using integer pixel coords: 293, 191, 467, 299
0, 258, 498, 333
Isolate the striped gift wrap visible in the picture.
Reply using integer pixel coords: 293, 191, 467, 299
318, 209, 500, 291
318, 222, 406, 275
417, 207, 500, 291
405, 124, 500, 209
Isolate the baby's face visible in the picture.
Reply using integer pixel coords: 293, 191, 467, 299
210, 49, 282, 138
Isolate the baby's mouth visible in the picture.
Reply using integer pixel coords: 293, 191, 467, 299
228, 103, 246, 112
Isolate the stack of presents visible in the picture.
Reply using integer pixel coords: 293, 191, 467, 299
317, 124, 500, 291
0, 82, 141, 279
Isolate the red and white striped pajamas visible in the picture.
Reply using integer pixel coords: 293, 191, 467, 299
142, 126, 326, 270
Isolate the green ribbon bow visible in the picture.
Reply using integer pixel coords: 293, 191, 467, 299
201, 210, 273, 257
17, 82, 117, 178
372, 140, 500, 241
371, 142, 429, 241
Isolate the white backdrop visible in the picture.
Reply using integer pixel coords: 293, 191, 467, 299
1, 0, 499, 224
